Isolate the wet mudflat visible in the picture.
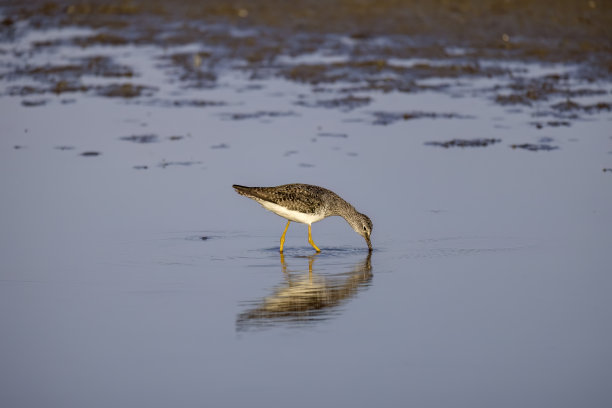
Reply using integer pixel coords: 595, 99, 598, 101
1, 1, 612, 407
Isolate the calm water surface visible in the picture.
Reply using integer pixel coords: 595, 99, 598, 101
1, 21, 612, 408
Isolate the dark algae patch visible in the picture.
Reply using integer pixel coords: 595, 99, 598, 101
120, 134, 159, 144
21, 99, 47, 107
317, 133, 348, 138
220, 111, 297, 121
7, 83, 155, 99
73, 32, 129, 47
16, 56, 133, 79
158, 160, 202, 168
511, 143, 559, 152
551, 100, 612, 114
530, 121, 572, 129
80, 151, 101, 156
140, 99, 226, 108
296, 95, 372, 111
96, 83, 157, 98
372, 111, 472, 125
282, 61, 507, 89
211, 143, 229, 149
6, 56, 136, 98
425, 139, 501, 148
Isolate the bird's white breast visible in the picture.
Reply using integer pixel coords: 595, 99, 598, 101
258, 200, 325, 225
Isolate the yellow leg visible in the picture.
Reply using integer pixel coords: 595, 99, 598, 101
308, 224, 321, 252
280, 220, 290, 252
280, 252, 287, 274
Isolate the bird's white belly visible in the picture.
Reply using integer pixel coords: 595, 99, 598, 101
258, 200, 325, 225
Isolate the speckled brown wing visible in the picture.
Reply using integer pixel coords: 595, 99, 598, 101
233, 184, 328, 214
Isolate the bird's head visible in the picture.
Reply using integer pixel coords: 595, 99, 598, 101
351, 212, 373, 251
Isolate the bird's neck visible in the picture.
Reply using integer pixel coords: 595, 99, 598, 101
330, 198, 359, 221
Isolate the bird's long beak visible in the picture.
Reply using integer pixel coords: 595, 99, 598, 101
365, 235, 372, 251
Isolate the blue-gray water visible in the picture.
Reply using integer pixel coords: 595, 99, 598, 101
1, 22, 612, 408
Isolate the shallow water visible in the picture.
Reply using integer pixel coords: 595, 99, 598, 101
1, 7, 612, 408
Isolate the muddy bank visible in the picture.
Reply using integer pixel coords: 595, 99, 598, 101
1, 0, 611, 131
4, 1, 610, 53
3, 1, 610, 69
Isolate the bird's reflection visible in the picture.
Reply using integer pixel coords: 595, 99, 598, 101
237, 252, 372, 331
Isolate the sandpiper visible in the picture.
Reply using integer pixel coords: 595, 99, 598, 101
233, 183, 373, 252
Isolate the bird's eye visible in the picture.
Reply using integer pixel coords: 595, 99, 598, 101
363, 226, 367, 231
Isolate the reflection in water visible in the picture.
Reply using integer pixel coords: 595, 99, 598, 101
237, 253, 372, 331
